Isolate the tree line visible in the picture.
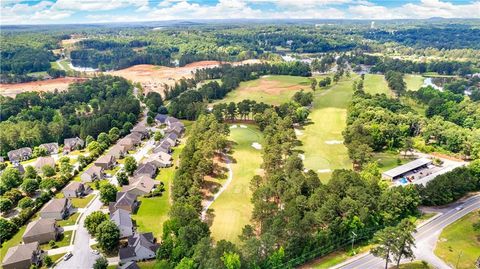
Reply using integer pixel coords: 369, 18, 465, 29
0, 75, 141, 156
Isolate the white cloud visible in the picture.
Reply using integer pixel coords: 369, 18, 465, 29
52, 0, 148, 11
349, 0, 480, 19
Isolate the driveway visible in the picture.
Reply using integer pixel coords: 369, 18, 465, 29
333, 194, 480, 269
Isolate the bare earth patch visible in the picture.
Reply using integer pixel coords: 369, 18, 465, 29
0, 77, 86, 97
242, 79, 309, 95
108, 59, 262, 96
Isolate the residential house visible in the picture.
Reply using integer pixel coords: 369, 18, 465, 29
7, 147, 32, 162
13, 163, 25, 175
63, 137, 84, 153
80, 165, 104, 182
167, 125, 184, 137
127, 133, 143, 144
154, 114, 168, 125
34, 156, 56, 172
39, 198, 72, 220
119, 232, 159, 263
164, 136, 176, 148
131, 125, 149, 139
1, 242, 41, 269
110, 208, 134, 238
95, 155, 116, 170
122, 175, 158, 196
165, 116, 180, 127
142, 152, 171, 168
109, 192, 138, 214
119, 261, 140, 269
118, 137, 136, 152
133, 163, 157, 178
108, 145, 127, 159
165, 132, 178, 143
39, 143, 59, 155
152, 140, 171, 154
22, 219, 60, 244
62, 181, 85, 198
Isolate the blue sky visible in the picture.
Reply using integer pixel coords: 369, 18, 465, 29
1, 0, 479, 25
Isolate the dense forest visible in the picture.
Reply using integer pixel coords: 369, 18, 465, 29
0, 75, 140, 156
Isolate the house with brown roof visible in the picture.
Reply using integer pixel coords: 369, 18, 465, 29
39, 143, 59, 155
152, 140, 171, 154
119, 232, 159, 263
108, 145, 127, 159
122, 175, 158, 196
1, 242, 41, 269
81, 165, 104, 182
62, 181, 85, 198
109, 192, 138, 214
165, 116, 180, 127
22, 219, 60, 244
40, 198, 72, 220
133, 163, 157, 178
34, 156, 56, 172
63, 137, 84, 153
126, 133, 143, 144
95, 155, 116, 170
7, 147, 33, 162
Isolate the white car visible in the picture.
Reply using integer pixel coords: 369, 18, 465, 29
455, 206, 463, 211
92, 250, 100, 255
63, 252, 73, 261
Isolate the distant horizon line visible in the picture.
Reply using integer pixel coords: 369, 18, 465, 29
3, 17, 480, 27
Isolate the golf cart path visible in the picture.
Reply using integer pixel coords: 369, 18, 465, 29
201, 154, 233, 220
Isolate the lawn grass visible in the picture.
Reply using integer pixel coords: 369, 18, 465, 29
40, 230, 73, 250
363, 74, 392, 96
132, 144, 184, 239
374, 152, 416, 172
405, 74, 425, 91
137, 260, 157, 269
298, 77, 354, 182
214, 75, 311, 105
435, 210, 480, 269
306, 241, 373, 269
57, 212, 80, 227
71, 194, 94, 208
0, 214, 39, 259
391, 261, 432, 269
209, 125, 263, 244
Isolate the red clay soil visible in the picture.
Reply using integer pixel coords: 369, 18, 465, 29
0, 77, 86, 97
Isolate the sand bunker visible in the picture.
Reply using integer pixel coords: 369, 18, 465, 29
294, 129, 303, 136
230, 125, 238, 129
240, 125, 247, 128
298, 153, 305, 160
252, 142, 262, 150
317, 169, 332, 173
325, 140, 343, 145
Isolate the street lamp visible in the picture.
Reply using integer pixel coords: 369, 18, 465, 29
351, 231, 357, 255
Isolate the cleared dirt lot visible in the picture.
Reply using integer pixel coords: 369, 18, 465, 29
0, 77, 87, 97
107, 59, 262, 96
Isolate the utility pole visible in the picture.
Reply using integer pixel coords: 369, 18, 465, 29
351, 231, 357, 255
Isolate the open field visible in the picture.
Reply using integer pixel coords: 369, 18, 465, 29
363, 74, 392, 96
405, 74, 425, 91
214, 75, 311, 105
209, 125, 263, 243
435, 210, 480, 269
108, 59, 262, 96
0, 77, 86, 97
132, 144, 184, 238
374, 152, 416, 172
298, 77, 354, 182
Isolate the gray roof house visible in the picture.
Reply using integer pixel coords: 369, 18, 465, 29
154, 114, 168, 124
63, 137, 84, 152
165, 116, 180, 127
39, 143, 59, 155
131, 125, 149, 139
81, 165, 104, 182
22, 219, 60, 244
152, 140, 171, 154
94, 154, 116, 170
110, 208, 134, 238
119, 261, 140, 269
119, 232, 159, 263
108, 145, 127, 159
109, 192, 138, 214
133, 163, 157, 178
167, 125, 184, 136
165, 132, 178, 142
122, 175, 158, 196
127, 132, 143, 144
143, 152, 172, 168
164, 137, 177, 147
34, 156, 56, 171
62, 181, 85, 198
40, 198, 72, 220
7, 147, 33, 162
1, 242, 41, 269
118, 137, 136, 151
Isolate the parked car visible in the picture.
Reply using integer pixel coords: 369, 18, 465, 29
63, 252, 73, 261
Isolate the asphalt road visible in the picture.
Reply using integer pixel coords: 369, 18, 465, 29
333, 194, 480, 269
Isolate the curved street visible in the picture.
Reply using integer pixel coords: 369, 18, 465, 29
333, 194, 480, 269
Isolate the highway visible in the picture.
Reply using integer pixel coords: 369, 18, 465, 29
333, 194, 480, 269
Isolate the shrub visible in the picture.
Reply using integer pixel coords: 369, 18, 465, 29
18, 197, 34, 209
